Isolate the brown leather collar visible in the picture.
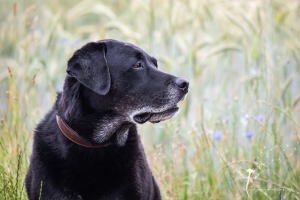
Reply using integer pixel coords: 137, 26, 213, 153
56, 115, 109, 148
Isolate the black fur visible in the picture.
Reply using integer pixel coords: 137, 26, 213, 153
26, 39, 189, 200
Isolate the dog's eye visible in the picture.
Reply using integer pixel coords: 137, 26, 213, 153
133, 62, 142, 69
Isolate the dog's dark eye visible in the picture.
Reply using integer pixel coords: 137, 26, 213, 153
133, 62, 142, 69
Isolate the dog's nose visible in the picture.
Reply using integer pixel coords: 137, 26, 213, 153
175, 78, 189, 94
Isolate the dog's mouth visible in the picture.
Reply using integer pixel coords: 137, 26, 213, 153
133, 106, 179, 124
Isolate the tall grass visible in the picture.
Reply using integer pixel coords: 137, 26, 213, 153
0, 0, 300, 199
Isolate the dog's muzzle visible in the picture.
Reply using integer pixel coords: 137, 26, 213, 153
133, 106, 179, 124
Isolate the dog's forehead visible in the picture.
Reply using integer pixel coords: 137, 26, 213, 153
99, 39, 153, 58
109, 40, 148, 56
123, 42, 147, 55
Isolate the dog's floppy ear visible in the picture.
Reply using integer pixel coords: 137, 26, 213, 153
67, 42, 111, 95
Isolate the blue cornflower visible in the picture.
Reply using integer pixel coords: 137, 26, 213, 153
213, 132, 223, 140
254, 115, 265, 123
73, 38, 81, 47
245, 132, 255, 139
57, 37, 69, 47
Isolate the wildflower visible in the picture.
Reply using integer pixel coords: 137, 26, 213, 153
206, 129, 213, 135
213, 132, 223, 140
39, 46, 48, 60
57, 37, 69, 46
73, 38, 81, 47
250, 66, 258, 75
246, 168, 255, 174
254, 115, 265, 123
240, 115, 249, 126
246, 168, 255, 197
245, 132, 255, 139
0, 102, 5, 110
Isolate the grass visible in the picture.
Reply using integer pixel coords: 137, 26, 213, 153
0, 0, 300, 199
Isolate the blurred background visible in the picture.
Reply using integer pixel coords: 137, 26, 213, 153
0, 0, 300, 199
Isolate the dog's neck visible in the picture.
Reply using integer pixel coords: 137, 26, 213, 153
93, 114, 134, 147
57, 114, 133, 147
55, 79, 134, 147
56, 115, 108, 148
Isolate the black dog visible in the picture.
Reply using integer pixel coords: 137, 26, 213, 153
26, 39, 189, 200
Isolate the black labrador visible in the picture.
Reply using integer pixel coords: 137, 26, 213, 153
26, 39, 189, 200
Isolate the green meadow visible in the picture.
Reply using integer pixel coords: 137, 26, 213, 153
0, 0, 300, 199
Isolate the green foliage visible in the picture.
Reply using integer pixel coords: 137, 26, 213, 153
0, 0, 300, 199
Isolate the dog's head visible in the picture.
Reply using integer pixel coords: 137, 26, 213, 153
62, 39, 189, 146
